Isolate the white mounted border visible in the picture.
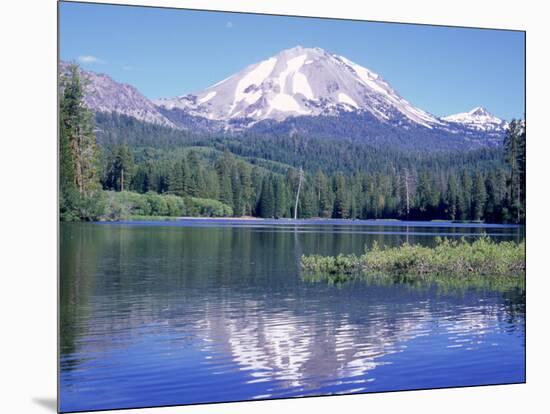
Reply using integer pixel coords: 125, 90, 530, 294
1, 1, 547, 414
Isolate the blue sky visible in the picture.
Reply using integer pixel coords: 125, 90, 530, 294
59, 1, 525, 120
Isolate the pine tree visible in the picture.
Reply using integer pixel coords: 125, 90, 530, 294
167, 158, 189, 196
416, 171, 432, 215
132, 165, 151, 194
204, 169, 220, 200
103, 145, 135, 191
238, 162, 254, 216
273, 175, 287, 218
215, 151, 234, 209
231, 164, 243, 217
251, 167, 264, 215
333, 173, 349, 218
59, 64, 102, 220
472, 171, 487, 221
60, 64, 101, 196
460, 170, 473, 220
504, 120, 526, 223
300, 187, 316, 218
259, 176, 275, 218
186, 150, 201, 197
445, 174, 459, 220
314, 170, 333, 218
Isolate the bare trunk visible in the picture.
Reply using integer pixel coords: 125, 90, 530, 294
73, 126, 84, 195
404, 169, 410, 218
294, 167, 303, 220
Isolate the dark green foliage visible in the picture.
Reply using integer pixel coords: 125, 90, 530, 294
472, 171, 487, 221
102, 145, 135, 191
215, 150, 235, 209
332, 173, 350, 218
504, 120, 526, 223
185, 150, 202, 197
167, 157, 189, 196
258, 176, 275, 218
273, 175, 288, 218
59, 64, 103, 221
444, 174, 459, 220
59, 106, 525, 222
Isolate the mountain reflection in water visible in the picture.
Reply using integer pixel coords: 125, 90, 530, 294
60, 221, 525, 412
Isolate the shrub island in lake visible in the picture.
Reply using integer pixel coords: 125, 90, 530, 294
300, 237, 525, 285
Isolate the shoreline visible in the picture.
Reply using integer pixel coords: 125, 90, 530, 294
87, 216, 525, 228
175, 216, 264, 221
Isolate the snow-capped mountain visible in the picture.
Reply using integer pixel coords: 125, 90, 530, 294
154, 46, 443, 129
59, 62, 175, 128
442, 107, 508, 133
60, 48, 511, 150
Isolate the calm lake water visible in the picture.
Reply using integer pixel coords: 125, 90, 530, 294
59, 220, 525, 412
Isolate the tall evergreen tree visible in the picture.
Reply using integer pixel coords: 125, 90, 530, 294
238, 162, 254, 216
459, 170, 473, 220
445, 174, 459, 220
504, 120, 526, 223
484, 170, 499, 222
167, 158, 189, 196
273, 175, 287, 218
333, 173, 350, 218
259, 176, 275, 218
472, 171, 487, 221
59, 64, 102, 220
186, 150, 201, 197
215, 150, 234, 209
300, 186, 316, 218
103, 145, 135, 191
204, 169, 221, 201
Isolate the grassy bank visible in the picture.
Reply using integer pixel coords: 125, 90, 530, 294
301, 237, 525, 282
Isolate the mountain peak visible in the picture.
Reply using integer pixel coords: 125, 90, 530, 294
280, 45, 323, 53
273, 45, 327, 62
154, 46, 441, 128
442, 106, 506, 133
469, 106, 491, 116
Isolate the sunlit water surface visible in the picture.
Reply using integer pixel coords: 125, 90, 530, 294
60, 220, 525, 412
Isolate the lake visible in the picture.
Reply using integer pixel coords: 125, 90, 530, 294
59, 220, 525, 412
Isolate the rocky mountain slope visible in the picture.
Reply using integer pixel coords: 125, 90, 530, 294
60, 47, 510, 150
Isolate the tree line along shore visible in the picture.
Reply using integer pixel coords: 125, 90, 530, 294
60, 64, 526, 223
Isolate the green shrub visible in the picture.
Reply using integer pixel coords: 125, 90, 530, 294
100, 191, 186, 220
301, 236, 525, 281
98, 191, 234, 220
187, 197, 233, 217
60, 188, 105, 221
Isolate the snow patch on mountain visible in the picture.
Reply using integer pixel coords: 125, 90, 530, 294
198, 91, 217, 104
338, 93, 358, 109
292, 69, 314, 99
234, 57, 277, 108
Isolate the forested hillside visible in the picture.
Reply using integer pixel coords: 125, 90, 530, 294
60, 65, 526, 223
